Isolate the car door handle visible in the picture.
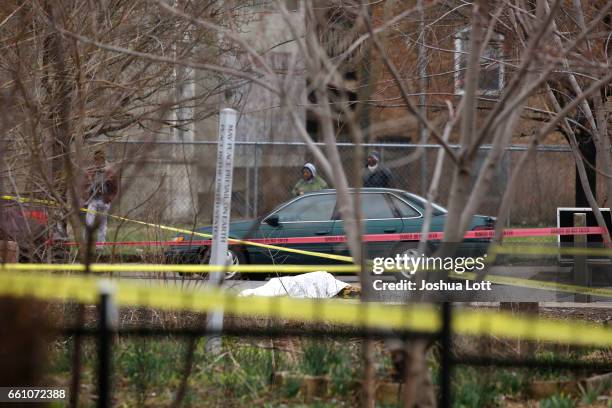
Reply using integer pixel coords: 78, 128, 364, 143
315, 230, 329, 235
384, 228, 397, 233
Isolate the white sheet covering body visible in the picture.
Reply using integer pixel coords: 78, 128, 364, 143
238, 271, 349, 298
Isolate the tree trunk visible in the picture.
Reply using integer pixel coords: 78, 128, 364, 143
575, 129, 597, 207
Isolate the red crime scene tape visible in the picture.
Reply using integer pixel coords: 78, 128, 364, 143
61, 226, 605, 247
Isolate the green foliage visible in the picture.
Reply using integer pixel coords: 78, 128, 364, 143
533, 352, 573, 381
298, 339, 356, 397
117, 337, 184, 406
48, 339, 72, 374
329, 346, 355, 396
283, 376, 302, 398
181, 387, 198, 408
329, 359, 354, 396
376, 402, 400, 408
452, 370, 500, 408
578, 385, 599, 406
578, 378, 612, 406
539, 394, 575, 408
375, 351, 394, 379
294, 402, 339, 408
240, 345, 275, 385
47, 334, 601, 407
300, 340, 344, 376
449, 367, 530, 407
493, 370, 529, 397
48, 337, 98, 377
208, 343, 275, 399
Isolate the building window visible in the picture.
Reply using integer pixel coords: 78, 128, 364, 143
454, 27, 504, 95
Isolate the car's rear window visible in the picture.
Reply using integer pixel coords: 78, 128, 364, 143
390, 196, 421, 218
361, 193, 395, 219
403, 192, 447, 216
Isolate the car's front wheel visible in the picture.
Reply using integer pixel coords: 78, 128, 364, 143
389, 241, 434, 280
197, 246, 248, 280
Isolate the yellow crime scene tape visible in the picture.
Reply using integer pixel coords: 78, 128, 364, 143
1, 195, 354, 263
4, 194, 611, 298
0, 263, 360, 274
2, 261, 611, 298
491, 244, 612, 257
454, 272, 612, 298
0, 271, 611, 347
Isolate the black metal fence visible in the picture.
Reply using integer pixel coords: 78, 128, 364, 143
64, 294, 610, 408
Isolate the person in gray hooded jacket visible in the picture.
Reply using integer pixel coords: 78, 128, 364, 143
291, 163, 328, 196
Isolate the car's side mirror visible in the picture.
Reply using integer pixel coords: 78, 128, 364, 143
264, 214, 280, 227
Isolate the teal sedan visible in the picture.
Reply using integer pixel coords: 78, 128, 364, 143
165, 188, 495, 278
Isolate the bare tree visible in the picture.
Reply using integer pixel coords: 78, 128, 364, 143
0, 0, 241, 250
1, 1, 246, 406
3, 0, 611, 406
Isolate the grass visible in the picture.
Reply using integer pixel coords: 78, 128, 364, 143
428, 349, 603, 408
117, 337, 186, 406
539, 394, 575, 408
300, 339, 350, 376
283, 376, 302, 398
48, 339, 72, 375
43, 335, 612, 407
579, 384, 600, 406
209, 340, 276, 399
501, 235, 558, 245
45, 336, 365, 406
448, 367, 503, 408
300, 339, 359, 397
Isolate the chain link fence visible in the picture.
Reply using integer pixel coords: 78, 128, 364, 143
105, 141, 577, 228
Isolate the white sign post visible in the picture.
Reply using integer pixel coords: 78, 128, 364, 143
206, 108, 237, 354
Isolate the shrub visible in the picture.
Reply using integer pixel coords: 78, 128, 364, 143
539, 394, 575, 408
301, 340, 345, 376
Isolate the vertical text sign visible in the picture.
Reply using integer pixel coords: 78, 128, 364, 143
209, 108, 237, 273
206, 108, 237, 354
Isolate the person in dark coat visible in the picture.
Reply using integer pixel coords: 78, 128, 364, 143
363, 152, 393, 187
